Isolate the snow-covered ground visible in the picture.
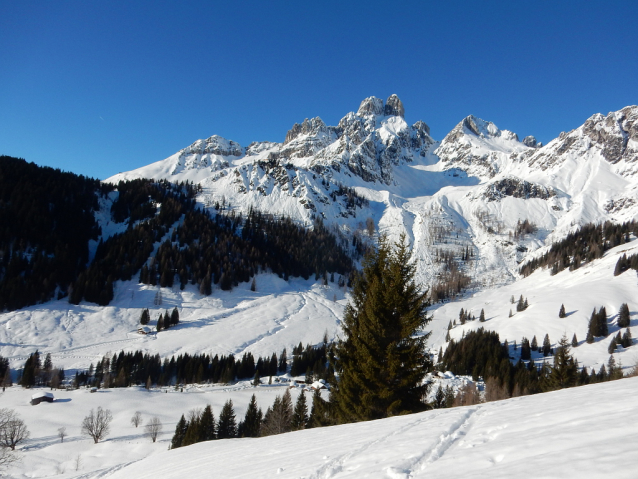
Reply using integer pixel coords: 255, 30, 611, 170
5, 376, 636, 478
0, 275, 347, 375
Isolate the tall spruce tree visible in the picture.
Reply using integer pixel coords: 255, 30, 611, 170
240, 394, 262, 437
199, 405, 216, 441
542, 334, 551, 356
543, 335, 578, 390
291, 389, 309, 430
333, 235, 432, 423
217, 400, 237, 439
530, 336, 538, 351
170, 414, 188, 449
308, 388, 331, 428
618, 303, 630, 328
559, 304, 566, 318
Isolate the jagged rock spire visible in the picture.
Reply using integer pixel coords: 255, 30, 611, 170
384, 94, 404, 118
357, 97, 384, 117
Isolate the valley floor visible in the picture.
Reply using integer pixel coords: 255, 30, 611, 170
4, 376, 638, 478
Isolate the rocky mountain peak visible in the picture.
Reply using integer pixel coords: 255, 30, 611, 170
384, 94, 405, 118
181, 135, 243, 157
356, 97, 385, 117
523, 136, 541, 148
284, 117, 328, 144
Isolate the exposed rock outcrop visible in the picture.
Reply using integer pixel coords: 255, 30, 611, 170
384, 94, 405, 118
483, 177, 556, 201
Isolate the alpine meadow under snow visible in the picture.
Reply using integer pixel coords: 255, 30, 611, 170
1, 95, 638, 477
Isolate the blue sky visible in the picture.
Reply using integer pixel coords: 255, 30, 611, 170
1, 1, 637, 180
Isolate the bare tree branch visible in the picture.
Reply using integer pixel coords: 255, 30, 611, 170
81, 407, 113, 444
144, 417, 162, 442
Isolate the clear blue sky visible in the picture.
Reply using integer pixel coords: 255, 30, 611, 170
1, 1, 637, 180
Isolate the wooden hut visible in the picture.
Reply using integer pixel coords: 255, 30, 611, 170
30, 391, 54, 405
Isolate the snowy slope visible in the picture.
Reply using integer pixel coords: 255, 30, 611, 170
102, 377, 638, 479
0, 275, 347, 376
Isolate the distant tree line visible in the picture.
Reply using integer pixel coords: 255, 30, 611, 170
67, 341, 331, 389
520, 220, 638, 277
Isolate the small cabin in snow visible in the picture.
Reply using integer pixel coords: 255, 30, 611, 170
138, 326, 151, 335
31, 391, 54, 405
310, 379, 329, 390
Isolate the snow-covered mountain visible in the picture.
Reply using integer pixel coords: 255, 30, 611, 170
107, 97, 638, 290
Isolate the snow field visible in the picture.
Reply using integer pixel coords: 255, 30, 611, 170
103, 377, 638, 479
2, 381, 318, 478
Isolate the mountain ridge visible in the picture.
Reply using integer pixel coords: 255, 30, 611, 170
106, 98, 638, 293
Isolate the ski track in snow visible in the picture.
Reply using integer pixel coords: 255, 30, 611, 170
308, 414, 436, 479
232, 293, 307, 354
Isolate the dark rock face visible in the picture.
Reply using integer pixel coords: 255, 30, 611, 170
483, 177, 555, 201
384, 94, 405, 118
523, 136, 541, 148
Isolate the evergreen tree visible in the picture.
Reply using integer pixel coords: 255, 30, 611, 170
240, 394, 262, 437
607, 355, 622, 380
253, 370, 261, 387
542, 334, 551, 357
170, 307, 180, 326
479, 308, 485, 322
520, 338, 531, 360
140, 308, 150, 325
559, 304, 566, 318
530, 336, 538, 351
571, 333, 578, 348
543, 335, 577, 390
598, 306, 609, 337
199, 405, 216, 441
432, 385, 446, 409
608, 337, 617, 354
181, 415, 201, 446
517, 295, 525, 312
262, 390, 293, 435
156, 314, 164, 332
333, 235, 432, 423
308, 389, 331, 428
597, 364, 607, 381
170, 414, 188, 449
217, 400, 237, 439
278, 348, 288, 373
622, 329, 632, 348
618, 303, 630, 328
443, 385, 455, 408
291, 389, 309, 430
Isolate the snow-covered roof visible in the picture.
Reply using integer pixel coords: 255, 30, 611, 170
31, 391, 54, 400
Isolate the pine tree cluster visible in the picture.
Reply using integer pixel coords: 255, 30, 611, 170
586, 306, 609, 343
139, 209, 353, 293
69, 345, 317, 388
520, 220, 638, 277
613, 253, 638, 276
0, 156, 104, 310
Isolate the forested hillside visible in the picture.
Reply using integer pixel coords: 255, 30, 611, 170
0, 156, 103, 310
0, 157, 354, 311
